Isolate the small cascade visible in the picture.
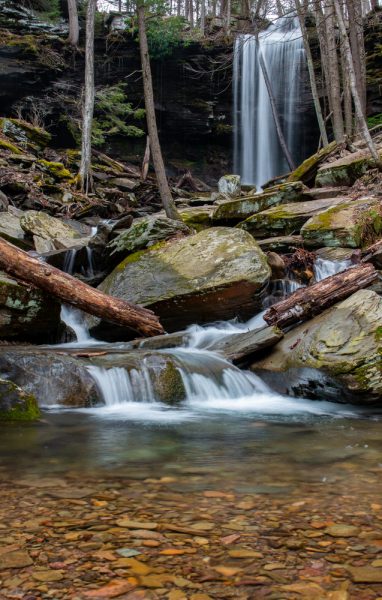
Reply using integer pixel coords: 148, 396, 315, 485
87, 365, 155, 405
60, 305, 94, 344
233, 16, 308, 187
262, 277, 303, 308
314, 258, 352, 282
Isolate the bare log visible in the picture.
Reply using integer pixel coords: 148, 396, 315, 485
0, 238, 164, 337
264, 263, 377, 329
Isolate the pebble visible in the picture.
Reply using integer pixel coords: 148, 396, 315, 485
0, 550, 33, 569
325, 524, 360, 538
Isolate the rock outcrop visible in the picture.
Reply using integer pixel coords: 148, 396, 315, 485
0, 377, 40, 421
252, 290, 382, 404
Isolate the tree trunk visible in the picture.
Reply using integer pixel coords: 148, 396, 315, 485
137, 1, 180, 220
67, 0, 79, 46
263, 263, 377, 329
324, 0, 345, 142
295, 0, 329, 146
254, 26, 296, 171
200, 0, 205, 32
0, 238, 164, 337
333, 0, 381, 164
78, 0, 96, 193
347, 0, 367, 116
225, 0, 231, 33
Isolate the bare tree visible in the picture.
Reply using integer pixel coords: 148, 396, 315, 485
137, 0, 180, 220
67, 0, 79, 46
324, 0, 345, 142
347, 0, 366, 116
79, 0, 96, 193
295, 0, 329, 146
334, 0, 381, 164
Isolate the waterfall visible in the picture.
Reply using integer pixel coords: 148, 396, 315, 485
233, 16, 307, 187
314, 258, 352, 282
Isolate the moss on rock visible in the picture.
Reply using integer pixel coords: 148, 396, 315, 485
0, 378, 40, 421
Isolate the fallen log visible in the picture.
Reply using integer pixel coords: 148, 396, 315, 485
362, 239, 382, 268
0, 237, 164, 337
264, 263, 377, 329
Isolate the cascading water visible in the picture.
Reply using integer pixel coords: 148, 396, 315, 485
233, 16, 307, 187
314, 258, 353, 282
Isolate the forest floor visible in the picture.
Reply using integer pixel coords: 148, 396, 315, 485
1, 470, 382, 600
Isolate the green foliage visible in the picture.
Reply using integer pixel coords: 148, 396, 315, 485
92, 84, 145, 147
146, 15, 186, 59
22, 0, 62, 21
367, 113, 382, 128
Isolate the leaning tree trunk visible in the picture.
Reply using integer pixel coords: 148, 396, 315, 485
67, 0, 79, 46
295, 0, 329, 147
254, 25, 295, 171
0, 238, 164, 337
78, 0, 96, 193
347, 0, 367, 117
264, 263, 377, 329
334, 0, 381, 165
137, 1, 180, 220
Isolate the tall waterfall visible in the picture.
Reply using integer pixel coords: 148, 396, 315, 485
233, 16, 307, 188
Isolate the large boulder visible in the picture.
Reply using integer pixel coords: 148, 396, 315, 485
94, 227, 271, 335
0, 272, 62, 343
20, 210, 90, 250
107, 215, 191, 259
0, 377, 40, 421
212, 181, 306, 224
238, 197, 346, 238
301, 197, 382, 248
0, 210, 31, 249
218, 174, 241, 197
251, 290, 382, 404
0, 348, 99, 407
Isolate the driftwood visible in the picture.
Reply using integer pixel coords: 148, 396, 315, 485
0, 238, 164, 337
175, 170, 211, 192
264, 263, 377, 329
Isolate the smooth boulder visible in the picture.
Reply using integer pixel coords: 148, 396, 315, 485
20, 210, 90, 250
96, 227, 271, 334
252, 290, 382, 404
218, 174, 241, 197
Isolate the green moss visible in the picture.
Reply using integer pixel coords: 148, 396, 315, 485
153, 360, 186, 404
38, 159, 73, 180
287, 141, 337, 182
0, 138, 23, 155
0, 380, 40, 422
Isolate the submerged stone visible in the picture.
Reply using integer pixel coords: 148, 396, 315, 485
95, 227, 271, 334
252, 289, 382, 404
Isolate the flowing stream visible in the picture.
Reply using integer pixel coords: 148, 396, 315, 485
233, 16, 307, 187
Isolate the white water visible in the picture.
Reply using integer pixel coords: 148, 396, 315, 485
314, 258, 352, 282
233, 16, 306, 187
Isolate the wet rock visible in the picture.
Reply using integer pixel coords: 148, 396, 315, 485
258, 235, 304, 253
211, 326, 284, 366
287, 141, 337, 184
252, 289, 382, 404
301, 197, 382, 248
0, 348, 100, 407
20, 210, 90, 250
212, 181, 306, 224
325, 524, 359, 537
179, 205, 213, 231
0, 550, 33, 569
107, 215, 191, 260
238, 197, 346, 238
267, 251, 286, 278
95, 228, 270, 334
218, 174, 241, 197
347, 566, 382, 583
0, 377, 40, 421
0, 272, 62, 343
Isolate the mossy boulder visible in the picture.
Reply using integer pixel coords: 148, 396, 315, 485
287, 141, 337, 184
95, 227, 271, 334
238, 197, 347, 238
252, 290, 382, 404
302, 197, 382, 248
0, 349, 100, 408
315, 151, 380, 187
212, 181, 306, 224
108, 215, 191, 259
20, 210, 87, 250
0, 378, 40, 421
0, 272, 62, 343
